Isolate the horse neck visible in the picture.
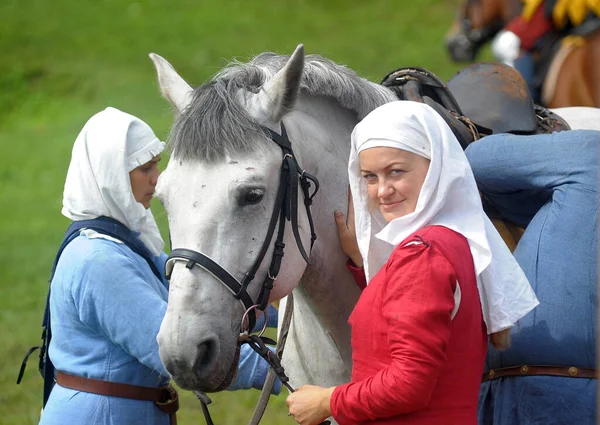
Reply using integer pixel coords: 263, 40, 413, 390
476, 0, 516, 25
288, 93, 366, 319
278, 95, 368, 385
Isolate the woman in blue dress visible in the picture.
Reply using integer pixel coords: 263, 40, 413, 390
39, 107, 278, 425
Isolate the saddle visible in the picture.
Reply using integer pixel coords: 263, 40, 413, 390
381, 62, 570, 149
381, 63, 570, 251
381, 66, 480, 150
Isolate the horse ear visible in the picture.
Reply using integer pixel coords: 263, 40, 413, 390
149, 53, 194, 113
250, 44, 305, 123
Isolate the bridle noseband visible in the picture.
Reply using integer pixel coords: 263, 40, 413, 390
164, 122, 319, 333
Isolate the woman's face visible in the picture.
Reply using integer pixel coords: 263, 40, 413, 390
130, 155, 161, 209
359, 147, 430, 222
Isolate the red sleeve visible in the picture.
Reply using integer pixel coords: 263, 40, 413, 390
505, 6, 553, 50
346, 259, 367, 291
331, 244, 456, 423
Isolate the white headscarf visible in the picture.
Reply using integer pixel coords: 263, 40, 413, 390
349, 101, 538, 333
62, 107, 166, 256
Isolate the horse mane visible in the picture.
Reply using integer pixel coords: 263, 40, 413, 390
169, 52, 396, 161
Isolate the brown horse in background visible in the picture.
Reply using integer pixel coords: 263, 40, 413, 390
446, 0, 600, 108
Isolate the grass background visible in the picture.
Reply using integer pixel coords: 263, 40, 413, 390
0, 1, 492, 423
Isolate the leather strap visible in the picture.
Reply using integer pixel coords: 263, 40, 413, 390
482, 365, 597, 382
248, 293, 295, 425
56, 371, 178, 424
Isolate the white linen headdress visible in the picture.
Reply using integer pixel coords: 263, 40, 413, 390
349, 101, 538, 333
62, 107, 166, 256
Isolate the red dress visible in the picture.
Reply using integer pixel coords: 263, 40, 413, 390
330, 225, 487, 425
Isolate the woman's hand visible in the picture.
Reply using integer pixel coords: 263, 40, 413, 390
286, 385, 335, 425
334, 188, 363, 268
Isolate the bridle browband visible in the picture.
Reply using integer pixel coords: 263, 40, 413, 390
164, 122, 319, 332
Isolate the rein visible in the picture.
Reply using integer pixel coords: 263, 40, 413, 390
164, 123, 326, 424
195, 293, 330, 425
247, 294, 295, 425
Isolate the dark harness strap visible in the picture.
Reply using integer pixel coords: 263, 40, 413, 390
166, 248, 255, 313
66, 217, 164, 280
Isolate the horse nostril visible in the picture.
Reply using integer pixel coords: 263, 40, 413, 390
162, 358, 186, 379
193, 338, 218, 373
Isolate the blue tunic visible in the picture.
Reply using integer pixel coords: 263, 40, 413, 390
39, 232, 280, 425
465, 130, 598, 425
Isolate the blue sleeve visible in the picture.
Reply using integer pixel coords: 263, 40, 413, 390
227, 344, 282, 395
252, 304, 279, 332
265, 304, 278, 328
152, 251, 170, 289
465, 130, 600, 227
72, 247, 168, 375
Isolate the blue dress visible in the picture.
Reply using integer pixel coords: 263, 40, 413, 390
39, 232, 280, 425
465, 130, 598, 425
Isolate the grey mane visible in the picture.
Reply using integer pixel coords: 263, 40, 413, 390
170, 52, 396, 161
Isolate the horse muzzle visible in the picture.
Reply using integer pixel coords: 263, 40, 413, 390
446, 34, 477, 62
158, 321, 239, 392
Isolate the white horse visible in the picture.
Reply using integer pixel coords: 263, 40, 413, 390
150, 45, 600, 399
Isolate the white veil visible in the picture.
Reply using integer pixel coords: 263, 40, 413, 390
348, 101, 538, 334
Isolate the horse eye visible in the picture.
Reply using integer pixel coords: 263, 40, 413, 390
244, 189, 264, 205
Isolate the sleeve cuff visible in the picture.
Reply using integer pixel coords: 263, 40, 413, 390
346, 259, 367, 291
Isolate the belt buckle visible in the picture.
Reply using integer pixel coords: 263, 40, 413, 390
155, 386, 179, 414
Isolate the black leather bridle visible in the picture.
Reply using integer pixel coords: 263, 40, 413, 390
164, 122, 319, 332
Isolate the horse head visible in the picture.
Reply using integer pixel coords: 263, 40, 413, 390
150, 45, 394, 392
446, 0, 522, 62
149, 46, 316, 391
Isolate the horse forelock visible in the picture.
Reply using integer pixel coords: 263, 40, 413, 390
168, 78, 270, 162
169, 52, 395, 162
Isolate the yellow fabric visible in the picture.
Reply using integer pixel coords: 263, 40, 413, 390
522, 0, 600, 27
553, 0, 600, 28
522, 0, 545, 22
561, 34, 587, 47
591, 0, 600, 17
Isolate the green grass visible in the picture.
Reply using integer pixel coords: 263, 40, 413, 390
0, 0, 492, 423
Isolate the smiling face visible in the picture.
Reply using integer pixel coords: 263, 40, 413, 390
359, 147, 430, 222
129, 155, 161, 209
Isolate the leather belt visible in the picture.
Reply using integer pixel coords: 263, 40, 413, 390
56, 371, 178, 425
482, 365, 597, 382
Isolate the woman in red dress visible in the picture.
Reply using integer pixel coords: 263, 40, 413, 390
285, 101, 538, 425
